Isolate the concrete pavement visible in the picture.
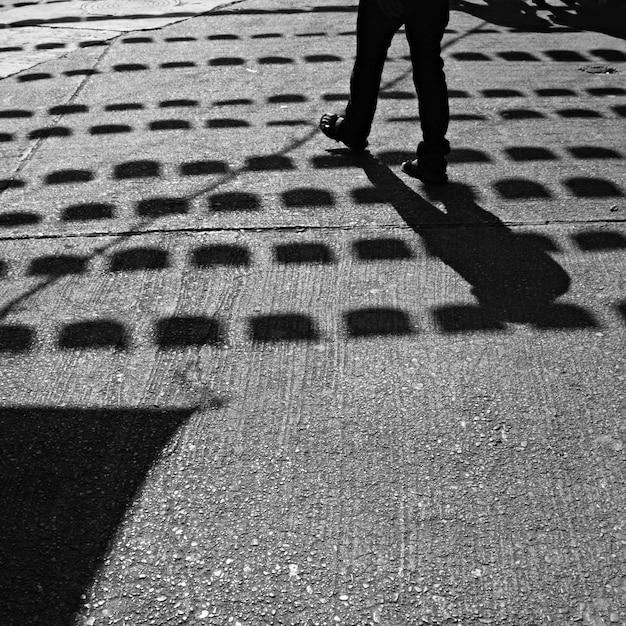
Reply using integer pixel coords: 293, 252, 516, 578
0, 0, 625, 624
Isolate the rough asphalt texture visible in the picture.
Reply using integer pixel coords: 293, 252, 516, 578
0, 0, 624, 624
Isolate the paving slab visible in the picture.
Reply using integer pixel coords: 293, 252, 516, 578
0, 0, 241, 77
0, 25, 119, 78
0, 0, 241, 32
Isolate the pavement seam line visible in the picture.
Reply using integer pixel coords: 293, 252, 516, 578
0, 218, 624, 244
7, 38, 121, 181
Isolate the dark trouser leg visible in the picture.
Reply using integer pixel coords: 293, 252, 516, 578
343, 0, 402, 144
404, 1, 450, 157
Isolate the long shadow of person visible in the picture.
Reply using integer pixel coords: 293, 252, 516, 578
359, 153, 598, 331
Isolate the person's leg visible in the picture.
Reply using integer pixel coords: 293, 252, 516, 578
341, 0, 403, 145
404, 1, 450, 162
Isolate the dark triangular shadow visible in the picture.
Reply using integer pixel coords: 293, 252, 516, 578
359, 154, 572, 323
0, 406, 200, 623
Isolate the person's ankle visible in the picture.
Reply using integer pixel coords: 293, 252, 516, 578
417, 140, 450, 159
341, 119, 367, 151
418, 154, 447, 175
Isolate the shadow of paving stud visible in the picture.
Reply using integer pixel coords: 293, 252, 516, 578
28, 255, 88, 276
245, 155, 295, 171
59, 320, 128, 350
62, 203, 114, 221
149, 119, 191, 131
209, 192, 260, 212
568, 147, 621, 160
564, 178, 624, 198
192, 244, 250, 267
155, 316, 224, 348
160, 98, 199, 108
344, 308, 414, 337
109, 247, 169, 272
0, 325, 35, 352
136, 197, 188, 217
0, 109, 33, 119
0, 212, 41, 227
29, 127, 72, 139
0, 179, 24, 191
250, 314, 319, 342
273, 242, 334, 264
45, 170, 94, 185
282, 188, 334, 207
180, 160, 228, 176
433, 305, 507, 333
494, 178, 552, 199
505, 147, 557, 161
446, 148, 492, 163
353, 238, 414, 261
572, 230, 626, 251
89, 124, 131, 135
206, 118, 249, 129
49, 104, 88, 115
114, 160, 161, 179
528, 304, 599, 330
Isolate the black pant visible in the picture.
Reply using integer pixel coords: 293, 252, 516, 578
343, 0, 450, 157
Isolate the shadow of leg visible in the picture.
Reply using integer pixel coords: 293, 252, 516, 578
360, 154, 572, 323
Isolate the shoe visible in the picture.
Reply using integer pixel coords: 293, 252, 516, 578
319, 113, 368, 152
401, 158, 448, 184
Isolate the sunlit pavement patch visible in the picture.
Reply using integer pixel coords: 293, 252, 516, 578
0, 27, 119, 78
0, 0, 240, 77
0, 0, 239, 31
